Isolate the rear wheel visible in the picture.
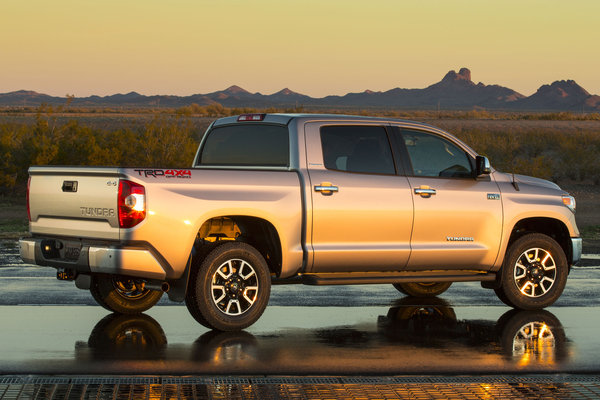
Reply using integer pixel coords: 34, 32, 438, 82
495, 233, 568, 310
185, 242, 271, 331
90, 275, 163, 314
393, 282, 452, 297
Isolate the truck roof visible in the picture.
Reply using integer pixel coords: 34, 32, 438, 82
212, 113, 447, 134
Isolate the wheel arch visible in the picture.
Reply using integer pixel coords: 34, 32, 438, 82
194, 215, 283, 277
506, 217, 572, 267
484, 217, 572, 290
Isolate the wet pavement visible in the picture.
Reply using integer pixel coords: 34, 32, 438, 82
1, 239, 600, 377
0, 304, 597, 375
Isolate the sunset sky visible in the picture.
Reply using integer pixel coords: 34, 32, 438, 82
2, 0, 599, 98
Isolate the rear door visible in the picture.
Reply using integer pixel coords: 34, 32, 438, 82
394, 128, 503, 270
305, 122, 414, 273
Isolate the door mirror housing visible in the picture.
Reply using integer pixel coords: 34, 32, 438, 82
476, 156, 491, 176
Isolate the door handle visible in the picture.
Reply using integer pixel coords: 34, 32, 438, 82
315, 183, 339, 195
414, 187, 436, 197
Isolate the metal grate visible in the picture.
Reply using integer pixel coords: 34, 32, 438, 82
1, 375, 599, 400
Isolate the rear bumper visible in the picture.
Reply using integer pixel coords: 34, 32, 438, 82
19, 238, 167, 280
571, 237, 583, 265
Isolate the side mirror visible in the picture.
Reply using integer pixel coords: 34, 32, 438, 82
476, 156, 491, 176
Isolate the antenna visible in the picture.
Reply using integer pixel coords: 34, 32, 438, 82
512, 173, 520, 191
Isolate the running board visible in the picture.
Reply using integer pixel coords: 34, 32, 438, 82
301, 270, 496, 286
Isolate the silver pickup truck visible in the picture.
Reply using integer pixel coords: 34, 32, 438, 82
20, 114, 582, 331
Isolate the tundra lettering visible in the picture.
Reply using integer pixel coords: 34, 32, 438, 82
80, 207, 115, 218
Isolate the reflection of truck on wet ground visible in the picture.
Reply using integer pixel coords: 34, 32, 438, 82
76, 300, 568, 372
21, 113, 581, 330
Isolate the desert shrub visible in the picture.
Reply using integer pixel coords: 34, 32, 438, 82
0, 106, 201, 192
1, 106, 599, 193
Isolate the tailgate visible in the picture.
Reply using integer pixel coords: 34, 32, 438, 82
28, 166, 122, 240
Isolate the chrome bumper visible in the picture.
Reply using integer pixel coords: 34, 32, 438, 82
571, 237, 583, 265
19, 238, 167, 280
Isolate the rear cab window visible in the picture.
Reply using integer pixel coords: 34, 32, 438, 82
197, 124, 289, 167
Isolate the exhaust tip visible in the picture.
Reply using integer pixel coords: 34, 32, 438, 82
145, 281, 170, 292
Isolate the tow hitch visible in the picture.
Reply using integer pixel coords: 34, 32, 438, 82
57, 268, 77, 281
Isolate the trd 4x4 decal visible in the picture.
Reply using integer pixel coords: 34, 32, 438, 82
134, 169, 191, 178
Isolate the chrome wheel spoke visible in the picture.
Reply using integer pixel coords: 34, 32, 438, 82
239, 262, 256, 280
540, 277, 554, 294
217, 261, 234, 280
243, 286, 258, 305
542, 262, 555, 271
541, 253, 552, 266
515, 263, 527, 280
519, 281, 535, 296
226, 299, 241, 315
212, 285, 226, 303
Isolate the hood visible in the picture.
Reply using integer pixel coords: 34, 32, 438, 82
513, 174, 561, 190
495, 172, 562, 191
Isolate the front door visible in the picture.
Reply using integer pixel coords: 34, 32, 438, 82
398, 129, 503, 270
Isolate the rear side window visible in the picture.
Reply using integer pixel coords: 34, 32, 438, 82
198, 124, 289, 167
320, 126, 395, 175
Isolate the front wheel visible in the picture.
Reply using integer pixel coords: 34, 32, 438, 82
185, 242, 271, 331
495, 233, 568, 310
90, 275, 163, 314
393, 282, 452, 297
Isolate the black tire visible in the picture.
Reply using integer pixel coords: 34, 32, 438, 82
393, 282, 452, 297
493, 284, 512, 306
185, 242, 271, 331
90, 275, 163, 314
185, 242, 224, 329
495, 233, 568, 310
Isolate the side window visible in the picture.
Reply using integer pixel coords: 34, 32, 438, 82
402, 130, 473, 178
320, 126, 395, 175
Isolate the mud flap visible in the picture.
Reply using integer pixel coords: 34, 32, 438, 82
167, 254, 192, 302
481, 272, 501, 289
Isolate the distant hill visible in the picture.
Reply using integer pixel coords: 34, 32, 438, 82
511, 80, 600, 111
1, 68, 599, 111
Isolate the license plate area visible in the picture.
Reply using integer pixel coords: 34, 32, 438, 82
64, 246, 81, 260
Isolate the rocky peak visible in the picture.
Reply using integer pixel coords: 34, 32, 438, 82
442, 67, 472, 83
223, 85, 250, 95
537, 80, 590, 98
275, 88, 296, 96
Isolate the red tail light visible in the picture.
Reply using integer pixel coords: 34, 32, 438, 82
26, 177, 31, 222
118, 180, 146, 228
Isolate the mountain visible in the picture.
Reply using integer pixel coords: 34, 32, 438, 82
266, 88, 313, 104
315, 68, 525, 109
0, 90, 58, 106
1, 69, 599, 111
512, 80, 600, 111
